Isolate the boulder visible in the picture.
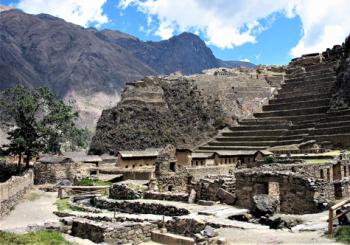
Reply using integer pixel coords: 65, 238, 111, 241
200, 226, 218, 238
251, 194, 279, 217
217, 188, 236, 205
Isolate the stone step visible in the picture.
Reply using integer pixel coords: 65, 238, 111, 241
215, 134, 308, 142
305, 61, 338, 72
263, 98, 330, 112
280, 81, 334, 91
197, 145, 268, 151
284, 74, 335, 84
238, 118, 290, 125
208, 139, 303, 147
222, 129, 288, 137
309, 134, 350, 147
269, 93, 331, 105
254, 106, 329, 118
286, 61, 337, 74
285, 70, 335, 80
276, 89, 333, 99
229, 124, 289, 131
277, 83, 333, 95
313, 125, 350, 135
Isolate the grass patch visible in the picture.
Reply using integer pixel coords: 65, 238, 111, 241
305, 159, 332, 164
0, 230, 72, 245
78, 177, 112, 186
335, 226, 350, 243
55, 198, 70, 211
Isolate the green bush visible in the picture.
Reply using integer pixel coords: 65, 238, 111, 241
0, 230, 71, 245
335, 226, 350, 243
265, 156, 275, 164
78, 177, 111, 186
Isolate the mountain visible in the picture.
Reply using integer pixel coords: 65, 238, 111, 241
0, 7, 255, 129
97, 31, 256, 75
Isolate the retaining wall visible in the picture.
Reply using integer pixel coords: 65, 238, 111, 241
0, 169, 34, 217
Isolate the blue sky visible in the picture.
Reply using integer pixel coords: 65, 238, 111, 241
1, 0, 349, 65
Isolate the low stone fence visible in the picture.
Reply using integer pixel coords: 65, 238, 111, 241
70, 217, 157, 244
0, 169, 34, 217
144, 191, 189, 202
186, 165, 234, 180
93, 197, 190, 216
109, 183, 142, 200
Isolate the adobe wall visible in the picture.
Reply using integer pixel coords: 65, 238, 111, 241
117, 156, 157, 169
34, 162, 93, 184
235, 169, 335, 214
0, 169, 34, 217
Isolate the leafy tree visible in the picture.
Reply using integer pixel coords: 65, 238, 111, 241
0, 85, 84, 167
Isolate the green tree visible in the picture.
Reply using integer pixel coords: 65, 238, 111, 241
0, 85, 83, 167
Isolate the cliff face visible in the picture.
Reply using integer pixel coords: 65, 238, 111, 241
89, 68, 281, 154
89, 77, 227, 154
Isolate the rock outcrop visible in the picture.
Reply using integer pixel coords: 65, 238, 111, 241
89, 76, 227, 154
89, 68, 278, 154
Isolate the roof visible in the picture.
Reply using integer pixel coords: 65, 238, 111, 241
63, 152, 102, 163
101, 154, 117, 161
191, 152, 214, 159
191, 150, 269, 159
38, 156, 72, 164
256, 150, 273, 156
215, 151, 257, 156
118, 148, 161, 158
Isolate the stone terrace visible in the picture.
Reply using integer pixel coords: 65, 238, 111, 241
196, 46, 350, 153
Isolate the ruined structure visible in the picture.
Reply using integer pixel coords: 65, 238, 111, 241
89, 67, 282, 155
196, 45, 350, 154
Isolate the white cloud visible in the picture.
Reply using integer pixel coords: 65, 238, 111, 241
289, 0, 350, 57
119, 0, 290, 49
240, 58, 250, 62
119, 0, 350, 57
16, 0, 108, 27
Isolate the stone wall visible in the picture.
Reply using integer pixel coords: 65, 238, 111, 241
186, 165, 234, 180
144, 191, 189, 202
93, 197, 190, 216
235, 168, 335, 214
70, 217, 157, 244
0, 170, 33, 217
109, 183, 142, 200
195, 175, 236, 202
34, 162, 94, 184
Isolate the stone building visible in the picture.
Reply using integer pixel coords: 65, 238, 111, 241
116, 149, 161, 169
234, 168, 335, 214
34, 156, 93, 184
154, 145, 192, 192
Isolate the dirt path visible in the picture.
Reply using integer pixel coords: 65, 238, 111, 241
0, 187, 59, 232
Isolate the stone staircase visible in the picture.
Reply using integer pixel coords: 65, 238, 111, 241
195, 49, 350, 153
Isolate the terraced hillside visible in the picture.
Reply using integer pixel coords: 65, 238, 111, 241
196, 44, 350, 153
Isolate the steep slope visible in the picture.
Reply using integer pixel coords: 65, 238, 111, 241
97, 31, 255, 74
89, 68, 280, 154
0, 9, 157, 127
0, 7, 255, 130
89, 76, 227, 154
